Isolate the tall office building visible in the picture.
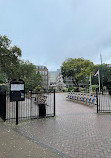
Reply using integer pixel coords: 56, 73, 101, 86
48, 69, 61, 89
36, 65, 48, 89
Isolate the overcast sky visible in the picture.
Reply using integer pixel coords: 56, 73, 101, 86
0, 0, 111, 70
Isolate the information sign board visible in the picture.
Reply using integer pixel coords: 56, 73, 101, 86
10, 79, 25, 102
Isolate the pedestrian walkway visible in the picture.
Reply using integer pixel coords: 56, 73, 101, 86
0, 119, 62, 158
1, 93, 111, 158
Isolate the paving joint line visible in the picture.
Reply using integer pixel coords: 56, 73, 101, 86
12, 127, 71, 158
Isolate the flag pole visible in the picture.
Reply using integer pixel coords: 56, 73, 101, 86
90, 73, 92, 93
98, 70, 100, 93
94, 70, 100, 93
100, 53, 103, 94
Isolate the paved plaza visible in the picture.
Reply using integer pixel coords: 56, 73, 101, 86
1, 93, 111, 158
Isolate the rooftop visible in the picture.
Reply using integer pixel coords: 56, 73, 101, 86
36, 65, 48, 70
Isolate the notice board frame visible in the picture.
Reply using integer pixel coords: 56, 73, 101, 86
10, 79, 25, 102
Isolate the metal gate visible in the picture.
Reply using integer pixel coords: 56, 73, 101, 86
0, 90, 55, 123
0, 91, 6, 121
97, 89, 111, 113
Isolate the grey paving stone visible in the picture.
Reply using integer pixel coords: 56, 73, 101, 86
2, 93, 111, 158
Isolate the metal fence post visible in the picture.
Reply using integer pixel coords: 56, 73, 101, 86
96, 88, 98, 113
3, 91, 6, 122
54, 89, 55, 116
16, 101, 18, 125
0, 91, 6, 122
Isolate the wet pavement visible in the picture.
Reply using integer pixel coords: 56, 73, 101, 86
1, 93, 111, 158
0, 119, 63, 158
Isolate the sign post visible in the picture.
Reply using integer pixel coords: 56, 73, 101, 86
10, 79, 25, 125
16, 101, 18, 125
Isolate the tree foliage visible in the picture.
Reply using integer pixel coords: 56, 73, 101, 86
61, 58, 95, 86
18, 61, 42, 91
91, 64, 111, 87
0, 35, 43, 91
61, 58, 111, 91
0, 35, 22, 80
99, 64, 111, 86
0, 73, 6, 83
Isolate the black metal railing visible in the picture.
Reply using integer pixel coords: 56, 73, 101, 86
96, 88, 111, 113
5, 90, 55, 124
0, 91, 6, 122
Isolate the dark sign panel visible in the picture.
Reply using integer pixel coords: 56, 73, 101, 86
10, 79, 25, 102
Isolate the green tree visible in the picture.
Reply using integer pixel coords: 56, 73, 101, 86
61, 58, 95, 86
0, 35, 22, 80
0, 73, 6, 83
91, 64, 99, 85
33, 71, 43, 91
0, 35, 43, 91
99, 64, 111, 86
18, 60, 42, 91
92, 64, 111, 87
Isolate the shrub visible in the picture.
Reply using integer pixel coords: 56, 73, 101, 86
92, 85, 98, 92
79, 87, 86, 92
73, 86, 79, 92
68, 87, 73, 92
0, 84, 9, 92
